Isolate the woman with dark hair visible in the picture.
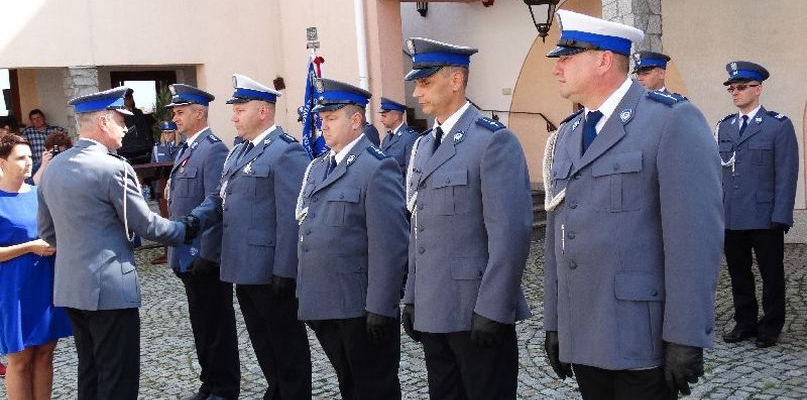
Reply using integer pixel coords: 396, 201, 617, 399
0, 134, 71, 399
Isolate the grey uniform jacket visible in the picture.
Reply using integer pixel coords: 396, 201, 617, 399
717, 106, 798, 230
192, 127, 309, 284
167, 129, 228, 268
543, 83, 724, 371
381, 123, 419, 177
296, 135, 408, 320
403, 106, 533, 333
38, 139, 186, 310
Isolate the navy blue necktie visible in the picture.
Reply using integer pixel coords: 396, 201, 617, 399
175, 142, 188, 161
237, 142, 254, 163
738, 115, 749, 137
433, 126, 444, 154
582, 110, 604, 155
325, 155, 336, 178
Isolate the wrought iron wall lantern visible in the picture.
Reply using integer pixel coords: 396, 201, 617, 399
524, 0, 561, 42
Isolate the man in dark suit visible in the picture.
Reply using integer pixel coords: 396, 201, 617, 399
295, 78, 408, 400
717, 61, 798, 348
543, 10, 723, 400
38, 87, 198, 400
378, 97, 419, 178
401, 37, 533, 400
165, 84, 239, 400
191, 74, 311, 400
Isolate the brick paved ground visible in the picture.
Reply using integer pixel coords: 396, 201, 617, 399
1, 240, 805, 399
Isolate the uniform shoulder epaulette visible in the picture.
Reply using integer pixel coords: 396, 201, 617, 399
279, 132, 298, 143
560, 109, 584, 125
476, 116, 506, 132
670, 92, 688, 102
107, 152, 126, 161
766, 110, 789, 121
405, 126, 419, 135
647, 90, 682, 106
717, 113, 734, 124
366, 146, 387, 160
419, 128, 433, 136
206, 133, 221, 143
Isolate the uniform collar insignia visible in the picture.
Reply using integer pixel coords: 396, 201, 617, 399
453, 131, 465, 143
191, 141, 199, 149
189, 247, 199, 256
571, 119, 581, 130
264, 138, 271, 145
346, 154, 357, 166
755, 117, 762, 123
243, 161, 253, 175
619, 109, 633, 123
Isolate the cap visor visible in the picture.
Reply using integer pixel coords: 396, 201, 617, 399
546, 46, 588, 58
114, 108, 134, 116
312, 103, 348, 113
165, 101, 192, 108
225, 97, 250, 105
404, 66, 441, 81
723, 77, 752, 86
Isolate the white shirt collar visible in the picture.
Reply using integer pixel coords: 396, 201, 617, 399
250, 125, 277, 147
331, 133, 365, 165
659, 86, 667, 92
585, 77, 633, 133
432, 101, 471, 141
393, 122, 405, 135
185, 126, 210, 147
739, 105, 761, 121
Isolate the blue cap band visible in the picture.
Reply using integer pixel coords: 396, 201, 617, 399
159, 121, 177, 130
731, 69, 765, 82
174, 93, 211, 106
233, 88, 277, 103
561, 30, 633, 55
381, 102, 406, 112
74, 97, 125, 113
413, 51, 471, 68
319, 90, 369, 107
637, 58, 667, 69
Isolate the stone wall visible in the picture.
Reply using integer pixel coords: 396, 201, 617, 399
62, 66, 99, 138
601, 0, 662, 52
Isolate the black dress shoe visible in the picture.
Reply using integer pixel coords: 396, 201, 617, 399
182, 392, 210, 400
755, 333, 778, 348
722, 325, 756, 343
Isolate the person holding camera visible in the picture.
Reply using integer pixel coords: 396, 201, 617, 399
32, 132, 73, 185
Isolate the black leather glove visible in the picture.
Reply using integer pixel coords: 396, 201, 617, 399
401, 304, 420, 342
470, 313, 507, 347
181, 215, 200, 243
366, 312, 396, 344
270, 275, 296, 300
772, 222, 790, 233
544, 331, 573, 380
664, 342, 704, 396
188, 257, 218, 276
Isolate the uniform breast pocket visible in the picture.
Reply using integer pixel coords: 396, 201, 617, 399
550, 159, 573, 192
749, 139, 773, 166
246, 165, 271, 197
324, 187, 361, 227
429, 169, 470, 215
174, 167, 198, 198
591, 152, 643, 212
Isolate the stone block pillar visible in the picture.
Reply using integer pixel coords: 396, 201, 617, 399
63, 66, 99, 138
601, 0, 662, 52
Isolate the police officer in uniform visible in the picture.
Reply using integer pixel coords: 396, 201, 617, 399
191, 74, 312, 400
632, 51, 672, 93
717, 61, 798, 348
401, 37, 533, 400
543, 11, 723, 400
151, 121, 181, 163
164, 84, 240, 400
37, 87, 198, 400
296, 79, 408, 400
379, 97, 419, 178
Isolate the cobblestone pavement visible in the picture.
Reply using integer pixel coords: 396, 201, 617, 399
2, 241, 805, 399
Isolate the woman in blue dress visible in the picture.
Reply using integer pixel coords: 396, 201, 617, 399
0, 134, 71, 399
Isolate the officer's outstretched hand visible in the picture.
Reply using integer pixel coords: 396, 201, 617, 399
189, 257, 218, 276
401, 304, 420, 342
664, 342, 704, 396
270, 275, 296, 300
180, 215, 200, 243
470, 313, 507, 347
366, 312, 396, 344
544, 331, 573, 380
